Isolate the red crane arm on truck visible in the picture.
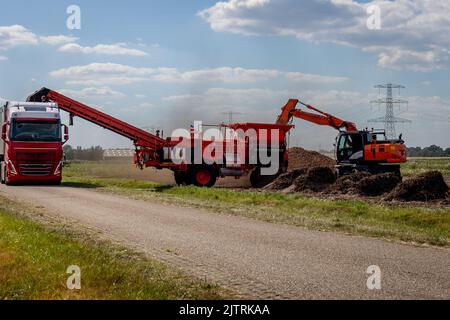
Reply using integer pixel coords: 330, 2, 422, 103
276, 99, 358, 132
27, 88, 166, 151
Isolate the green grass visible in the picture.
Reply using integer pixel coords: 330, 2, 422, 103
401, 157, 450, 177
62, 163, 450, 247
0, 207, 225, 300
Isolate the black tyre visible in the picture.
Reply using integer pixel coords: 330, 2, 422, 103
174, 171, 192, 186
190, 166, 217, 188
250, 167, 279, 188
49, 180, 62, 186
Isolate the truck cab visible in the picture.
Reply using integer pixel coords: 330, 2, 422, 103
1, 101, 68, 185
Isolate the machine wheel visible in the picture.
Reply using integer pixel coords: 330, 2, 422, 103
174, 171, 192, 186
191, 166, 217, 188
367, 165, 402, 177
250, 167, 279, 188
336, 165, 356, 177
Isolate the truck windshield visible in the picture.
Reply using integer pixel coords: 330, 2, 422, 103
10, 120, 61, 142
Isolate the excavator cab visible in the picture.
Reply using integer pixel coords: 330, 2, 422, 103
336, 131, 371, 164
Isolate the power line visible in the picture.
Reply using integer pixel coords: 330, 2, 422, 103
221, 111, 243, 124
369, 83, 411, 140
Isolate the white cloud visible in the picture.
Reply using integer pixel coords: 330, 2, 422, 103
50, 63, 156, 86
40, 35, 79, 45
50, 62, 347, 85
0, 25, 38, 50
0, 55, 7, 61
199, 0, 450, 72
137, 42, 161, 48
0, 24, 149, 59
374, 47, 450, 72
50, 63, 155, 78
139, 102, 155, 108
0, 24, 80, 52
58, 43, 148, 57
152, 67, 281, 83
286, 72, 349, 84
59, 87, 125, 99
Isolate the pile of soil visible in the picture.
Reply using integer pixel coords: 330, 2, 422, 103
293, 167, 337, 193
264, 169, 307, 191
263, 148, 449, 203
288, 148, 335, 171
328, 172, 372, 195
386, 171, 449, 202
358, 173, 401, 196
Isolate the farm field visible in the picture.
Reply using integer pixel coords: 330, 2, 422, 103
402, 157, 450, 181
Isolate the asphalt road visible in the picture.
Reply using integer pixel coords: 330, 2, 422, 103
1, 184, 449, 299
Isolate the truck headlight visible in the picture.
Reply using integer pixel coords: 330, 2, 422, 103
54, 161, 62, 176
8, 160, 17, 175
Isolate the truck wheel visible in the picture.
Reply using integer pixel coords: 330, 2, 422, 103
174, 171, 192, 186
250, 167, 278, 188
191, 166, 217, 188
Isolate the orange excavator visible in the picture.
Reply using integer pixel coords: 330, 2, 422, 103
277, 99, 407, 176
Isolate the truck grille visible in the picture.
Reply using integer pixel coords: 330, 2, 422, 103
19, 164, 53, 176
17, 152, 54, 162
17, 152, 55, 177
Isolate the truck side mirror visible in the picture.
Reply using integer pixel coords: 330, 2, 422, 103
62, 124, 69, 143
1, 123, 7, 141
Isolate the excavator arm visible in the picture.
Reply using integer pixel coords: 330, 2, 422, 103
276, 99, 358, 132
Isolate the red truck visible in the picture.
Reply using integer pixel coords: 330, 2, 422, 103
0, 100, 69, 185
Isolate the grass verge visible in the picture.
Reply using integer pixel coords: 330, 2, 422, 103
62, 173, 450, 247
0, 200, 225, 300
402, 157, 450, 177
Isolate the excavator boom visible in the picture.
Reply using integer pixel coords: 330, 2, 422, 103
276, 99, 358, 132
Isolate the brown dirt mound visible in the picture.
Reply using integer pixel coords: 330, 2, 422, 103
358, 173, 401, 196
328, 172, 372, 195
386, 171, 449, 202
264, 169, 307, 191
288, 148, 335, 171
294, 167, 337, 192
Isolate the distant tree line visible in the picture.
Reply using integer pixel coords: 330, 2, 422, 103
407, 145, 450, 157
63, 145, 104, 161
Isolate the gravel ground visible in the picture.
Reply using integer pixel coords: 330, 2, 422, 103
1, 184, 449, 299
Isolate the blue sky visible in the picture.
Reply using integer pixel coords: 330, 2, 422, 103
1, 0, 449, 150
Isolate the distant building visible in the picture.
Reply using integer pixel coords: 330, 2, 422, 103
103, 149, 134, 160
